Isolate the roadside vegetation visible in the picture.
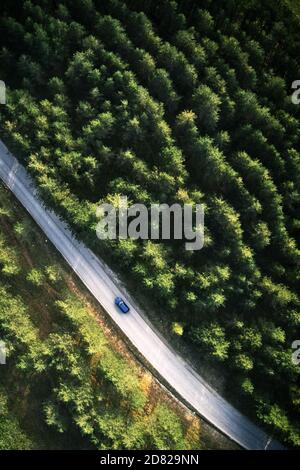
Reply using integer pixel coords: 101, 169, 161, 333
0, 0, 299, 447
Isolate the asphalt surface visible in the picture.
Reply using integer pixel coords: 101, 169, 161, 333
0, 140, 285, 450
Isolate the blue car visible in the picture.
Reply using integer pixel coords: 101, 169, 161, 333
115, 297, 130, 313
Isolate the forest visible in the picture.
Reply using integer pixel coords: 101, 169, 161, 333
0, 0, 299, 448
0, 183, 216, 450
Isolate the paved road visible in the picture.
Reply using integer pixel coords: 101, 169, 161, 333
0, 140, 285, 450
